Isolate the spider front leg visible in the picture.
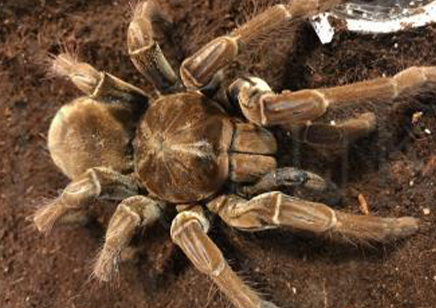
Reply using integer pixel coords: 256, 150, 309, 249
34, 167, 139, 233
180, 0, 346, 89
52, 52, 147, 104
127, 0, 180, 93
94, 196, 162, 282
171, 208, 279, 308
207, 192, 419, 241
180, 0, 344, 89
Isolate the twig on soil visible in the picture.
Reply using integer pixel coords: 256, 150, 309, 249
358, 193, 370, 215
422, 156, 436, 176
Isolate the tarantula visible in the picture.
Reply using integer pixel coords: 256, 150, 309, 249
34, 0, 434, 307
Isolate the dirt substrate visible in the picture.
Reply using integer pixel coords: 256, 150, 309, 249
1, 1, 436, 308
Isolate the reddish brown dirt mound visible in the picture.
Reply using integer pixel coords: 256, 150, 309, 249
1, 1, 436, 308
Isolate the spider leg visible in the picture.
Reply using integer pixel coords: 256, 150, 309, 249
207, 192, 419, 242
239, 167, 337, 196
93, 196, 162, 282
171, 207, 279, 308
33, 167, 139, 233
52, 53, 147, 104
291, 112, 377, 149
127, 1, 180, 94
180, 0, 345, 89
229, 67, 436, 126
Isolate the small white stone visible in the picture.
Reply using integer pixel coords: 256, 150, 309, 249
394, 43, 399, 48
292, 287, 297, 294
311, 13, 335, 44
423, 208, 431, 215
330, 120, 336, 126
425, 128, 432, 135
409, 180, 414, 187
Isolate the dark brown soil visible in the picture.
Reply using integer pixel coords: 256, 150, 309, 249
1, 1, 436, 308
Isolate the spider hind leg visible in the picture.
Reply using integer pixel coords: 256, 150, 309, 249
207, 192, 419, 242
93, 196, 162, 282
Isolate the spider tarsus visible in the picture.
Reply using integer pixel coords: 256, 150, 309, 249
33, 198, 68, 234
334, 213, 420, 242
50, 53, 102, 95
93, 247, 120, 283
132, 0, 158, 20
50, 52, 77, 77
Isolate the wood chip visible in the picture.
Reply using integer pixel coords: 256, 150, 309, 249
422, 156, 436, 176
412, 111, 423, 124
358, 193, 370, 215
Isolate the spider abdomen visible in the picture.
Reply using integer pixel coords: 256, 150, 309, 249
134, 92, 234, 203
48, 97, 135, 180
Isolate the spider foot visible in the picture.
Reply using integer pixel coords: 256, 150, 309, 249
34, 172, 100, 233
50, 52, 101, 95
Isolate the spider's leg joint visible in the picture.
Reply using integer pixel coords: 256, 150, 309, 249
51, 53, 103, 95
231, 77, 330, 126
127, 0, 179, 93
171, 209, 224, 277
171, 208, 277, 308
180, 36, 239, 89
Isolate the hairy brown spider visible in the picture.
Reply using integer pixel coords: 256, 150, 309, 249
34, 1, 433, 307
